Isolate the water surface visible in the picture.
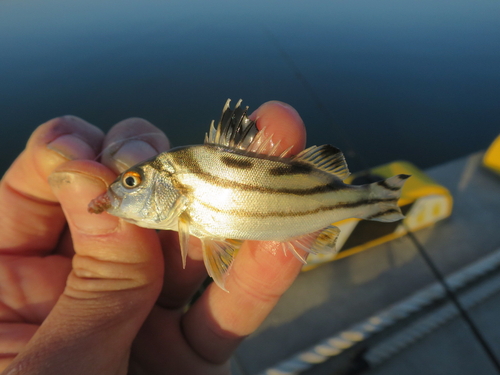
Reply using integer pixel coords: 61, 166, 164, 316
1, 0, 499, 174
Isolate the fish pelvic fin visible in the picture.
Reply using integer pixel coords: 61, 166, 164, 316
293, 145, 350, 180
282, 225, 341, 264
201, 238, 243, 292
178, 212, 191, 269
366, 174, 411, 222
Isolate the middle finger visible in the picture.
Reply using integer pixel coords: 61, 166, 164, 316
100, 118, 170, 174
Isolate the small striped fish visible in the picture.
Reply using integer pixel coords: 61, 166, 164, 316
89, 100, 410, 291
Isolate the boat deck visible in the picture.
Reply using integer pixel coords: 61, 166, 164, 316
232, 151, 500, 375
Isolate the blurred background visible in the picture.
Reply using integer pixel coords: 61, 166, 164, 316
1, 1, 500, 375
1, 0, 498, 174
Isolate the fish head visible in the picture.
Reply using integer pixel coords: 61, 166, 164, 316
89, 156, 184, 229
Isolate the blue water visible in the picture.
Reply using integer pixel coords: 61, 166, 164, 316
1, 0, 499, 174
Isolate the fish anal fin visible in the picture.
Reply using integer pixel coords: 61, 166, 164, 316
283, 225, 341, 263
178, 212, 191, 269
293, 145, 350, 180
201, 238, 243, 292
311, 225, 341, 254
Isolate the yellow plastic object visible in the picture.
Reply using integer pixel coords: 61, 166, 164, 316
303, 161, 453, 271
483, 134, 500, 175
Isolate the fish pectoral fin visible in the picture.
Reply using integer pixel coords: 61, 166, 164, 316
283, 225, 341, 263
178, 212, 191, 269
201, 238, 243, 292
293, 145, 350, 180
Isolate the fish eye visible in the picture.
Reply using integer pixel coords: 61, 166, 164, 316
122, 171, 142, 189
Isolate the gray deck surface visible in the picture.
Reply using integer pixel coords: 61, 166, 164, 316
232, 151, 500, 375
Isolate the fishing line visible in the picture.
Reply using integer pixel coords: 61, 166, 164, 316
265, 27, 500, 373
262, 28, 371, 171
404, 226, 500, 373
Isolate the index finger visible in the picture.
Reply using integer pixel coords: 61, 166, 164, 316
0, 116, 104, 255
181, 101, 309, 363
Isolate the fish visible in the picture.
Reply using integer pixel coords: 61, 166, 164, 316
89, 99, 410, 291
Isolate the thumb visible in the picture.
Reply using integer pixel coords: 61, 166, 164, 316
6, 160, 164, 375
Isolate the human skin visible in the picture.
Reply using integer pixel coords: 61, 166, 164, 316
0, 101, 307, 375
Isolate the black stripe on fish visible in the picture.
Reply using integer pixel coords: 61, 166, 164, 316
149, 158, 173, 175
220, 155, 254, 169
196, 197, 398, 218
376, 174, 410, 191
365, 208, 402, 220
174, 149, 345, 196
269, 163, 313, 176
376, 180, 398, 191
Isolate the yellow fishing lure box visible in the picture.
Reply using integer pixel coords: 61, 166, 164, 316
303, 161, 453, 271
483, 134, 500, 175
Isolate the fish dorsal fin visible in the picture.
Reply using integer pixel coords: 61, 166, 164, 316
205, 99, 259, 150
201, 237, 243, 292
293, 145, 350, 180
205, 99, 292, 158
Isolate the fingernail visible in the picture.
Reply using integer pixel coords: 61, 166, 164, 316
112, 140, 158, 172
48, 134, 96, 160
49, 171, 119, 234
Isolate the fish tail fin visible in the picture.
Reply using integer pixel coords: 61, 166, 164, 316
366, 174, 411, 222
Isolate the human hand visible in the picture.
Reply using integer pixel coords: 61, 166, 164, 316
0, 101, 307, 375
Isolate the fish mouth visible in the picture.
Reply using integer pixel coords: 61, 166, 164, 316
88, 192, 112, 214
88, 188, 124, 214
87, 186, 125, 214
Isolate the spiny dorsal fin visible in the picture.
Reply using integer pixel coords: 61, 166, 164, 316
293, 145, 350, 180
205, 99, 292, 158
205, 99, 259, 150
